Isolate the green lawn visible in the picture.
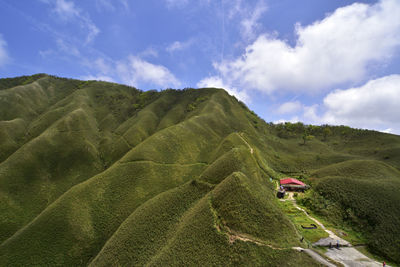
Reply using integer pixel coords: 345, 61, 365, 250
277, 200, 328, 244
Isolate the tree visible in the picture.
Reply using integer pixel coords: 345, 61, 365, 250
302, 131, 314, 145
323, 127, 332, 141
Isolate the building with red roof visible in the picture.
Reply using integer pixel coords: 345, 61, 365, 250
280, 178, 308, 192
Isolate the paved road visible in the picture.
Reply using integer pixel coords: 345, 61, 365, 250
293, 247, 336, 267
325, 247, 387, 267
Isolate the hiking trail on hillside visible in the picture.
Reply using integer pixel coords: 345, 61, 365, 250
210, 196, 338, 266
238, 133, 253, 154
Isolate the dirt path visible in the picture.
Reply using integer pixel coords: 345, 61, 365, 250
211, 193, 341, 267
238, 133, 253, 154
217, 217, 341, 266
222, 224, 287, 250
210, 198, 287, 250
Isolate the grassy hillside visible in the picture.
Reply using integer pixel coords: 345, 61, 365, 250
270, 123, 400, 262
299, 160, 400, 262
0, 74, 399, 265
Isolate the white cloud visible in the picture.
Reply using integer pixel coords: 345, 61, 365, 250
116, 56, 181, 88
119, 0, 129, 10
165, 0, 188, 9
164, 0, 210, 9
83, 19, 100, 44
273, 116, 300, 124
222, 0, 267, 42
276, 101, 303, 114
321, 75, 400, 128
197, 76, 249, 102
39, 49, 55, 58
95, 0, 115, 11
43, 0, 100, 44
52, 0, 79, 19
383, 128, 393, 134
93, 58, 111, 74
0, 34, 9, 66
273, 75, 400, 134
206, 0, 400, 94
167, 41, 184, 53
56, 38, 80, 56
81, 75, 115, 82
240, 0, 267, 41
289, 75, 400, 134
81, 55, 180, 89
166, 40, 193, 53
226, 0, 243, 19
95, 0, 129, 12
139, 47, 158, 58
303, 104, 320, 123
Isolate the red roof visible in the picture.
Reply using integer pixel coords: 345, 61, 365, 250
280, 178, 305, 186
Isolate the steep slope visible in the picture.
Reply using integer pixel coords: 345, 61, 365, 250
0, 74, 399, 265
0, 75, 318, 266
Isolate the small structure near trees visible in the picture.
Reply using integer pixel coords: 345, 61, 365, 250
276, 184, 286, 199
280, 178, 309, 192
276, 188, 285, 199
301, 224, 317, 229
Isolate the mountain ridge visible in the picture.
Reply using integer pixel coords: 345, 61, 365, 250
0, 74, 399, 266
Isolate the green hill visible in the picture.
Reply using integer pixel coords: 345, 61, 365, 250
0, 74, 399, 266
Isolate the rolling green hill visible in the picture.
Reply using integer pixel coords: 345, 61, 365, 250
0, 74, 399, 266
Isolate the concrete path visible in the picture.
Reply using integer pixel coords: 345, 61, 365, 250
293, 247, 336, 267
313, 237, 349, 247
325, 247, 384, 267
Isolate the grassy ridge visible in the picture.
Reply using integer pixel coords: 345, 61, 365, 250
0, 74, 399, 265
89, 181, 213, 266
210, 171, 300, 248
144, 194, 317, 267
0, 161, 206, 266
1, 75, 316, 266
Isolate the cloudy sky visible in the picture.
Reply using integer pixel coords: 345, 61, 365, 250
1, 0, 399, 134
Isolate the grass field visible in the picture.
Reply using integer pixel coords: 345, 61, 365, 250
277, 200, 328, 244
0, 74, 399, 266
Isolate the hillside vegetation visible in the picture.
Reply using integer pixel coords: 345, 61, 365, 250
0, 74, 399, 266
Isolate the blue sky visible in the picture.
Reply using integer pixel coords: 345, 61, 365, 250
0, 0, 399, 134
